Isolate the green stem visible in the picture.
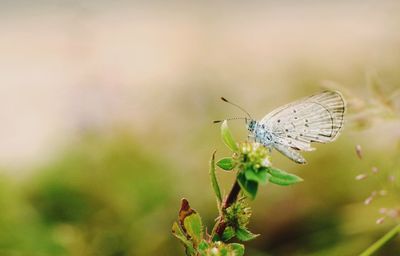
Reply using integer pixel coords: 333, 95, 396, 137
210, 180, 241, 240
359, 224, 400, 256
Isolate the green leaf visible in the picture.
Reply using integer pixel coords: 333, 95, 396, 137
183, 212, 204, 246
221, 120, 239, 152
216, 157, 235, 171
175, 199, 202, 255
267, 167, 303, 186
235, 227, 259, 242
210, 151, 223, 206
222, 226, 235, 241
244, 169, 258, 182
197, 240, 209, 253
172, 222, 196, 254
255, 169, 271, 184
244, 168, 270, 184
220, 247, 228, 256
227, 243, 245, 256
171, 222, 189, 245
237, 173, 258, 200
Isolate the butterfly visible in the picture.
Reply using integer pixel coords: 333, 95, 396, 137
215, 90, 346, 164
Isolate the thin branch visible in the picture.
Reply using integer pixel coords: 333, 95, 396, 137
213, 180, 241, 239
359, 223, 400, 256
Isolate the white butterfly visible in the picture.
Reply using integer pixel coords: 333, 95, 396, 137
218, 91, 346, 164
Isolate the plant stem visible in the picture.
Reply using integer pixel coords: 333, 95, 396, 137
213, 180, 241, 238
359, 223, 400, 256
224, 180, 241, 209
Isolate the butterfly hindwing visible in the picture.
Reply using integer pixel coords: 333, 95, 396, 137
260, 91, 345, 153
273, 142, 307, 164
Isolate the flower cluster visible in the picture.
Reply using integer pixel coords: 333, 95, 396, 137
234, 142, 271, 170
225, 197, 252, 229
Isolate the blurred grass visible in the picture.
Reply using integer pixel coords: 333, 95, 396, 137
0, 132, 183, 255
0, 107, 399, 255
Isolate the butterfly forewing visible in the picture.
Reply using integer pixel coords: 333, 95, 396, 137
260, 91, 345, 152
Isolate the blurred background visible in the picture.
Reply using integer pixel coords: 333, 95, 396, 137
1, 1, 400, 255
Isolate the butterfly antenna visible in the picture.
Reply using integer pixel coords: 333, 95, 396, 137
220, 97, 252, 119
213, 117, 248, 124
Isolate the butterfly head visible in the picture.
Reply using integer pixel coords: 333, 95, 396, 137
246, 119, 257, 133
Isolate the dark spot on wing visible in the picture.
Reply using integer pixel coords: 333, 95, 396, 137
318, 133, 331, 138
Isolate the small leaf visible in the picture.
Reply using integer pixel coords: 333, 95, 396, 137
235, 227, 259, 242
211, 233, 221, 242
227, 243, 245, 256
267, 167, 303, 186
210, 152, 223, 206
179, 198, 195, 226
184, 213, 204, 246
220, 247, 228, 256
237, 173, 258, 200
221, 120, 239, 152
172, 222, 196, 255
244, 169, 259, 182
217, 157, 235, 171
237, 172, 246, 192
255, 169, 271, 184
222, 226, 235, 241
197, 240, 209, 252
244, 168, 270, 184
179, 199, 204, 247
172, 222, 191, 247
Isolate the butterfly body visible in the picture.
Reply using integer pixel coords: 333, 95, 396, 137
247, 121, 273, 146
245, 91, 346, 164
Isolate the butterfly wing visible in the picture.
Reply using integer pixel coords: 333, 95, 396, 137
260, 90, 345, 162
273, 142, 307, 164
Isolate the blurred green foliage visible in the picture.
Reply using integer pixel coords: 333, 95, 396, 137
1, 84, 400, 255
0, 132, 182, 255
0, 82, 399, 255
